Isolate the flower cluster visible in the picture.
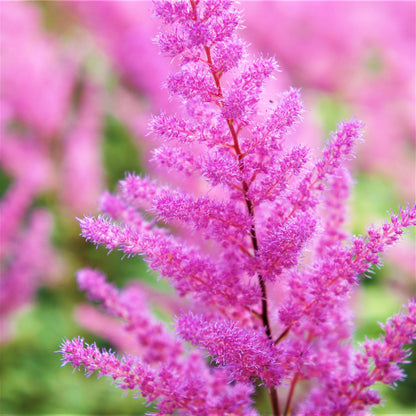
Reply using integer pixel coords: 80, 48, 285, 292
58, 0, 416, 414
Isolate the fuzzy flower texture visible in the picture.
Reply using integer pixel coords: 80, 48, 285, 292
58, 1, 416, 415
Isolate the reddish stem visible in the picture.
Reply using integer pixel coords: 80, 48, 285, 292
284, 373, 299, 416
203, 41, 278, 414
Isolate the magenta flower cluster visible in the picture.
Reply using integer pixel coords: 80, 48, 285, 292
58, 1, 416, 414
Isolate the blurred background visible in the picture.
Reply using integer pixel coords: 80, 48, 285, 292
0, 1, 415, 414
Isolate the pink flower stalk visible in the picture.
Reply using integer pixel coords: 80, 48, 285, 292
0, 177, 40, 259
75, 304, 143, 356
61, 82, 104, 213
175, 312, 285, 386
76, 268, 184, 364
298, 299, 416, 415
59, 336, 256, 416
61, 269, 256, 416
59, 1, 416, 414
0, 210, 61, 342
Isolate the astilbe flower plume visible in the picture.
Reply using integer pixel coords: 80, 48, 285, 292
58, 1, 416, 414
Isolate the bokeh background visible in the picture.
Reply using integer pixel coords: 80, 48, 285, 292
1, 1, 415, 414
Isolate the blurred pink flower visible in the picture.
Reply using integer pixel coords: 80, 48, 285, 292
242, 1, 415, 199
61, 83, 104, 213
0, 1, 105, 339
0, 209, 61, 342
65, 1, 171, 111
0, 1, 75, 138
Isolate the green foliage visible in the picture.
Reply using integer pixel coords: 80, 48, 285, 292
0, 287, 152, 415
0, 169, 12, 198
351, 173, 404, 235
102, 115, 144, 192
316, 93, 352, 137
